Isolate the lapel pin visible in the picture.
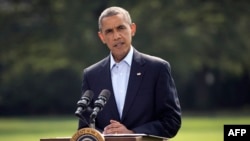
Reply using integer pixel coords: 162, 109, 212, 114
137, 72, 141, 76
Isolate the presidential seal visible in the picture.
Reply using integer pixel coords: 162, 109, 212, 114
71, 128, 104, 141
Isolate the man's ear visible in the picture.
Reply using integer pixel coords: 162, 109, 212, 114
98, 31, 106, 44
131, 23, 136, 36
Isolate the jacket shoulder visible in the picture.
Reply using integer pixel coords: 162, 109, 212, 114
137, 51, 170, 68
83, 56, 109, 73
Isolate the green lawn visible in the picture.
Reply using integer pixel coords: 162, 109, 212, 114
0, 115, 249, 141
172, 115, 250, 141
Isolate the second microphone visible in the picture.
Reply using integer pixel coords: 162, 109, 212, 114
90, 89, 111, 120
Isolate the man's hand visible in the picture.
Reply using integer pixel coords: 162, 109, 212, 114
103, 120, 134, 134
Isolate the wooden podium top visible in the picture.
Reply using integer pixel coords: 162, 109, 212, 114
40, 134, 168, 141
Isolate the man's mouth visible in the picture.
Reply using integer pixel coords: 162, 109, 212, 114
113, 42, 124, 48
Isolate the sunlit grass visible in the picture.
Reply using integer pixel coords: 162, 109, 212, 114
0, 115, 77, 141
172, 116, 250, 141
0, 115, 249, 141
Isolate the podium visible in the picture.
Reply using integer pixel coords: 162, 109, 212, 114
40, 134, 168, 141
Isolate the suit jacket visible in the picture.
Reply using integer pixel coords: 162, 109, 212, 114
78, 48, 181, 138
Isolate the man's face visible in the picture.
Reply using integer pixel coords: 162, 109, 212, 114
98, 14, 136, 62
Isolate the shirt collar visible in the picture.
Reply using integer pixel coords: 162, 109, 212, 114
110, 46, 134, 69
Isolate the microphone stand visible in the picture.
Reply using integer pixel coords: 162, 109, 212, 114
89, 118, 95, 129
89, 112, 97, 129
75, 111, 90, 127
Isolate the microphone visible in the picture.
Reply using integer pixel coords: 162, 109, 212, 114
90, 89, 111, 120
75, 90, 94, 118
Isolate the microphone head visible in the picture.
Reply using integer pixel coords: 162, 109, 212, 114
98, 89, 111, 101
94, 89, 111, 109
77, 90, 94, 107
81, 90, 94, 101
75, 90, 94, 118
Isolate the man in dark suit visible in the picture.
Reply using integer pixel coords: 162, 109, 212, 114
78, 6, 181, 138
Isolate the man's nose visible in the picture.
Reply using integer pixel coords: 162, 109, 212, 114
113, 31, 121, 40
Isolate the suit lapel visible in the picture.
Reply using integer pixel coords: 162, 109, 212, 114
121, 49, 145, 121
100, 56, 120, 120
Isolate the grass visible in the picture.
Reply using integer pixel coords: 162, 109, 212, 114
172, 114, 250, 141
0, 115, 77, 141
0, 115, 249, 141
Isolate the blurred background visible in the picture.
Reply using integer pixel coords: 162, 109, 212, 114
0, 0, 249, 117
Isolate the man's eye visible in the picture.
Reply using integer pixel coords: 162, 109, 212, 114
105, 30, 112, 34
118, 26, 125, 30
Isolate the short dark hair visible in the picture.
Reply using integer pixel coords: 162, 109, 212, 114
98, 6, 132, 31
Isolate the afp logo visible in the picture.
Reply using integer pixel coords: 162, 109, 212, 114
224, 125, 249, 141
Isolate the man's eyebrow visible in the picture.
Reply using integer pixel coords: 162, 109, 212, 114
117, 25, 126, 28
104, 28, 113, 33
103, 24, 126, 33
